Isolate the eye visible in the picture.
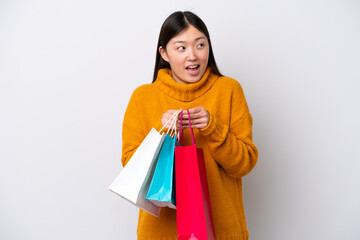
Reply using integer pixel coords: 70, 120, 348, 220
177, 46, 185, 51
197, 43, 205, 48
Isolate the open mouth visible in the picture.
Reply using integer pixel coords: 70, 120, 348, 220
185, 65, 200, 70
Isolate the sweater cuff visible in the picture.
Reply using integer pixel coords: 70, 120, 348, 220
200, 112, 227, 142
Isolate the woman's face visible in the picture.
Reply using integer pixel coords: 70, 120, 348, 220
160, 25, 210, 84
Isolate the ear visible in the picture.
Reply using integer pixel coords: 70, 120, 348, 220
159, 46, 169, 63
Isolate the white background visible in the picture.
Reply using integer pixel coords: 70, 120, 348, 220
1, 0, 359, 239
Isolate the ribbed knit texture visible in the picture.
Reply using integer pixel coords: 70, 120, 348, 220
121, 67, 258, 240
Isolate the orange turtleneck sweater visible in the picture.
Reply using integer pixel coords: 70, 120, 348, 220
121, 67, 258, 240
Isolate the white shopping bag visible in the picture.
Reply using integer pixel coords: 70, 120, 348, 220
108, 128, 165, 217
108, 112, 179, 217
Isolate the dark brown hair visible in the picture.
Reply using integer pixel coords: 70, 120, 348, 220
152, 11, 222, 83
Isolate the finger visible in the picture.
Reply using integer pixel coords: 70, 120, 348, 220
162, 110, 179, 128
181, 111, 206, 120
187, 106, 203, 114
166, 109, 181, 120
176, 108, 184, 119
183, 106, 206, 115
182, 123, 208, 129
167, 109, 179, 116
181, 118, 206, 125
181, 110, 196, 119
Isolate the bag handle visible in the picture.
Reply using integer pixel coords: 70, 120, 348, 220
178, 109, 195, 145
168, 110, 180, 138
178, 111, 183, 144
159, 110, 180, 134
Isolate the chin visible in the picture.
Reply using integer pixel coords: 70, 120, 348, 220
185, 76, 202, 84
186, 71, 206, 83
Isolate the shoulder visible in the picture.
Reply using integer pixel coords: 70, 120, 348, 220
132, 83, 154, 95
129, 83, 156, 100
214, 75, 245, 97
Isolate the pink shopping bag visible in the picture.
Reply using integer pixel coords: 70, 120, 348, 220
175, 110, 215, 240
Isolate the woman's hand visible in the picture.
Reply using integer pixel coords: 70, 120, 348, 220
180, 106, 210, 129
161, 109, 182, 129
161, 106, 209, 130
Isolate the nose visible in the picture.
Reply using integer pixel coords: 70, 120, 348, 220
187, 48, 197, 61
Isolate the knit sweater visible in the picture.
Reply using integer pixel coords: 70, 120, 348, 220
121, 67, 258, 240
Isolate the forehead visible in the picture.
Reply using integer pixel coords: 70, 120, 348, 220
170, 25, 207, 43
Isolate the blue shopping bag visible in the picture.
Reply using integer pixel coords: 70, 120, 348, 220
146, 134, 177, 209
146, 110, 180, 209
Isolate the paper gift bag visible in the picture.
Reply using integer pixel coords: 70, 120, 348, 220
146, 110, 180, 209
108, 111, 180, 217
146, 135, 177, 208
175, 110, 216, 240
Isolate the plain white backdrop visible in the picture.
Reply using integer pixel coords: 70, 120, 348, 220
1, 0, 359, 239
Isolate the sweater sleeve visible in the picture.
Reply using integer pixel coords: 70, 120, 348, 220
121, 88, 147, 167
200, 81, 258, 178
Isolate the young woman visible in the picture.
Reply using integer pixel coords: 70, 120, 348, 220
121, 11, 258, 240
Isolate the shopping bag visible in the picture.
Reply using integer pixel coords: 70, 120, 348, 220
108, 112, 179, 217
175, 110, 216, 240
146, 111, 179, 209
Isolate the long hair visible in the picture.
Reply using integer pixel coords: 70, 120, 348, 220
152, 11, 222, 83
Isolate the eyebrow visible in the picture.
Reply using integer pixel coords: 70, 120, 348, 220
173, 37, 206, 45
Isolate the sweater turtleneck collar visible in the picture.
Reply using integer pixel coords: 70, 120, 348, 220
153, 67, 219, 102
